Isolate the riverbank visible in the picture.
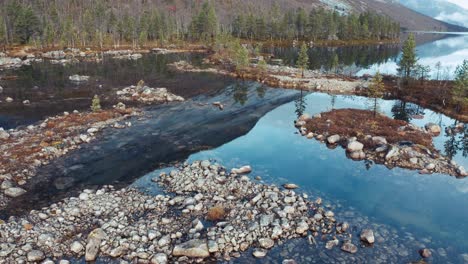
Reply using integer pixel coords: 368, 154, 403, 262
169, 60, 363, 95
0, 78, 190, 209
295, 109, 466, 178
0, 161, 408, 263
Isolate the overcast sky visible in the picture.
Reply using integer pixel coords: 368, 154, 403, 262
446, 0, 468, 9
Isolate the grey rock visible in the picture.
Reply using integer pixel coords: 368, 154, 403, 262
252, 249, 267, 258
347, 141, 363, 152
327, 135, 341, 144
372, 136, 387, 145
425, 123, 441, 135
341, 242, 358, 254
360, 229, 375, 244
172, 239, 209, 258
419, 248, 432, 258
70, 241, 84, 254
4, 187, 26, 197
258, 238, 274, 249
151, 253, 168, 264
27, 250, 45, 262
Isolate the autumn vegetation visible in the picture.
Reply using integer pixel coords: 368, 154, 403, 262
0, 0, 399, 50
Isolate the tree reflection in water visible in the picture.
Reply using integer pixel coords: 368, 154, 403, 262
294, 89, 307, 118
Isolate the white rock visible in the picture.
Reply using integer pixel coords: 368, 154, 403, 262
327, 135, 341, 144
4, 187, 26, 197
360, 229, 375, 244
347, 141, 363, 152
231, 165, 252, 174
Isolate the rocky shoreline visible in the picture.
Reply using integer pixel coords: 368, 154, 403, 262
0, 46, 208, 69
0, 107, 138, 210
169, 60, 365, 95
0, 161, 385, 263
294, 109, 467, 178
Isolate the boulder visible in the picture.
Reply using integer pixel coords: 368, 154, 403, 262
419, 248, 432, 258
360, 229, 375, 244
347, 141, 363, 152
252, 249, 267, 258
258, 238, 274, 249
327, 135, 341, 144
349, 150, 365, 160
283, 183, 299, 189
172, 239, 209, 258
4, 187, 26, 197
231, 166, 252, 174
151, 253, 168, 264
23, 100, 30, 105
5, 97, 13, 103
341, 242, 357, 254
298, 114, 311, 122
425, 123, 441, 135
27, 250, 45, 262
372, 136, 387, 145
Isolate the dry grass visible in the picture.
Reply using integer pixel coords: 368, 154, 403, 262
206, 206, 226, 221
306, 109, 435, 150
0, 109, 131, 179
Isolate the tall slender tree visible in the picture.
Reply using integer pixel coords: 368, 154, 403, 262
453, 60, 468, 112
398, 33, 417, 81
296, 43, 309, 77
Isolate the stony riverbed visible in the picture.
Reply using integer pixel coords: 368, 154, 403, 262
0, 161, 393, 263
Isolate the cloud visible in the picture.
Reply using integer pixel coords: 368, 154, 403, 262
436, 11, 468, 27
445, 0, 468, 10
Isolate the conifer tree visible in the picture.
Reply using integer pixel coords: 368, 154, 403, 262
453, 60, 468, 112
296, 43, 309, 77
368, 71, 385, 116
398, 33, 417, 81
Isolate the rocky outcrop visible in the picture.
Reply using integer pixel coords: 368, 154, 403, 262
116, 83, 184, 104
295, 112, 466, 178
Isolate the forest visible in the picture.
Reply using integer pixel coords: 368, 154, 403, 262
0, 0, 400, 49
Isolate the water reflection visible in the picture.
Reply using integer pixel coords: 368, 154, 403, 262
266, 45, 400, 74
185, 92, 468, 262
294, 89, 307, 118
358, 34, 468, 79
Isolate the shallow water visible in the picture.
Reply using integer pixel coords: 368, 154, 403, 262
1, 36, 467, 263
135, 92, 468, 263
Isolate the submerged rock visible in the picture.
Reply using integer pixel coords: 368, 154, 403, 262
419, 248, 432, 258
341, 242, 358, 254
360, 229, 375, 244
231, 165, 252, 174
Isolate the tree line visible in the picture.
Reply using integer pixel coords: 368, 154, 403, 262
0, 0, 400, 49
229, 7, 400, 42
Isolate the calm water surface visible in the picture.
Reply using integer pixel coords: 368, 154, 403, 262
1, 34, 467, 263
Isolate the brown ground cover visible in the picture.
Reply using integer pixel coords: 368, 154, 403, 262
305, 109, 434, 150
0, 109, 132, 177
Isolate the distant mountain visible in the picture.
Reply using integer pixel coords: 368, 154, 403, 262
206, 0, 468, 32
323, 0, 468, 32
398, 0, 468, 28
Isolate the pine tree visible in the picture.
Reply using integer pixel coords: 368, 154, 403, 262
368, 71, 385, 116
398, 33, 417, 81
91, 95, 102, 112
296, 43, 309, 77
14, 6, 41, 44
453, 60, 468, 112
331, 53, 339, 74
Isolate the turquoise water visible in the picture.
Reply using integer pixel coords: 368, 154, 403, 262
136, 92, 467, 262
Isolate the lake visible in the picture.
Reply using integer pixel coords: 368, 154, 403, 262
0, 33, 467, 263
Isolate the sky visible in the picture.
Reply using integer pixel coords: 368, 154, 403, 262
446, 0, 468, 9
